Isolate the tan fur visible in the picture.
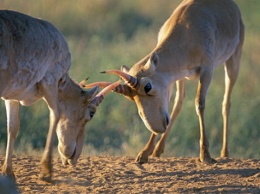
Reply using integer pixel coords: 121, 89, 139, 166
0, 10, 113, 182
107, 0, 244, 164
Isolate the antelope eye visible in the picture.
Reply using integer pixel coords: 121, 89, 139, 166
144, 83, 152, 93
90, 111, 95, 119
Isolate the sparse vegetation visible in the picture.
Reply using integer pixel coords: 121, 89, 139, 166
0, 0, 259, 159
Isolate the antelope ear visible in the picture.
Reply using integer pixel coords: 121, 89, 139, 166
121, 65, 130, 73
83, 86, 99, 102
150, 52, 159, 68
144, 52, 159, 72
58, 75, 68, 90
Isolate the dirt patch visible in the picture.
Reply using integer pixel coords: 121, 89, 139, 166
1, 155, 260, 193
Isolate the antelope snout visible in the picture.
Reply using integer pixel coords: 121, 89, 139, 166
156, 113, 169, 134
164, 113, 170, 129
58, 143, 76, 163
139, 111, 169, 134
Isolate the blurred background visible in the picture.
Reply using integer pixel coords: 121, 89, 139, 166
0, 0, 259, 159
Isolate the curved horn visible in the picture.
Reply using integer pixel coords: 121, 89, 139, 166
91, 80, 121, 106
101, 70, 138, 89
83, 81, 113, 89
79, 77, 90, 87
83, 81, 126, 94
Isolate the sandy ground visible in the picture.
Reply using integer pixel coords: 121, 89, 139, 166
0, 155, 259, 193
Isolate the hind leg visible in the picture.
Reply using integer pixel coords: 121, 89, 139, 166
221, 48, 242, 158
195, 64, 216, 163
221, 22, 244, 157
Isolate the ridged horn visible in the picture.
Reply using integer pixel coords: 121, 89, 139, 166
101, 70, 138, 89
91, 80, 121, 106
83, 81, 126, 94
83, 81, 113, 89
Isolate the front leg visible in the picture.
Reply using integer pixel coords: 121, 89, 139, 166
2, 100, 20, 180
195, 66, 216, 163
136, 133, 157, 164
38, 82, 60, 182
39, 110, 58, 182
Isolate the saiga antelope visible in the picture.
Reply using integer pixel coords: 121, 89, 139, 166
0, 10, 120, 182
99, 0, 244, 163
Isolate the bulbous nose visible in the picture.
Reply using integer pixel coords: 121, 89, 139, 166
58, 144, 76, 159
138, 110, 169, 134
164, 114, 170, 128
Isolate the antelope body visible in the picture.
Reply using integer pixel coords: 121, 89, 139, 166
103, 0, 244, 163
0, 10, 119, 182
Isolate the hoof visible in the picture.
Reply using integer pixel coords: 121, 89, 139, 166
39, 164, 52, 183
40, 160, 53, 183
135, 154, 148, 164
198, 157, 217, 164
39, 173, 52, 183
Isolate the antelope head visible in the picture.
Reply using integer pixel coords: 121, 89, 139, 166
56, 76, 121, 165
100, 53, 170, 134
